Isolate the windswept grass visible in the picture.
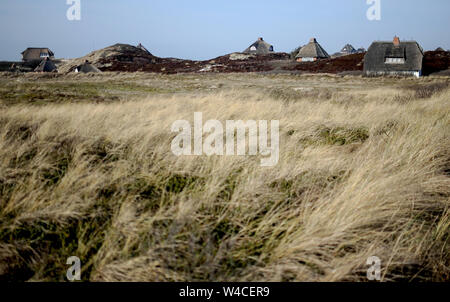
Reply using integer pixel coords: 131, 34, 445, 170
0, 73, 449, 281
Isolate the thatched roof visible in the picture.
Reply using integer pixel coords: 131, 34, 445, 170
34, 58, 57, 72
243, 38, 274, 54
76, 61, 101, 73
332, 44, 366, 58
356, 47, 366, 53
22, 48, 54, 62
296, 38, 330, 59
364, 37, 423, 73
341, 44, 356, 54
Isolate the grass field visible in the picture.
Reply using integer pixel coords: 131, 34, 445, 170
0, 72, 449, 281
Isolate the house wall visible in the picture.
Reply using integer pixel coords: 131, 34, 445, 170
364, 70, 422, 78
296, 57, 316, 63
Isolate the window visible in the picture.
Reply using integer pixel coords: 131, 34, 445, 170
385, 57, 405, 64
250, 46, 257, 51
40, 53, 49, 58
269, 46, 273, 52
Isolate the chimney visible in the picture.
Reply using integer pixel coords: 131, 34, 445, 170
393, 36, 400, 46
258, 37, 263, 41
310, 38, 317, 43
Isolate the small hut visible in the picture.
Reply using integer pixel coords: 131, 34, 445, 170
243, 37, 274, 54
75, 60, 101, 73
34, 57, 57, 72
364, 37, 423, 77
295, 38, 330, 62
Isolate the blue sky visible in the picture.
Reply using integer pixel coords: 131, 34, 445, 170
1, 0, 449, 61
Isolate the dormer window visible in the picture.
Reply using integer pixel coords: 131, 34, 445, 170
385, 44, 406, 64
385, 57, 405, 64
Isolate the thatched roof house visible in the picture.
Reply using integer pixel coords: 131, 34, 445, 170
356, 47, 366, 53
332, 44, 367, 58
341, 44, 356, 55
295, 38, 330, 62
22, 48, 54, 62
75, 60, 101, 73
364, 37, 424, 77
34, 57, 57, 72
243, 37, 274, 54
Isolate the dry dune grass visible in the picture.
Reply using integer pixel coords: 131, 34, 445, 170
0, 74, 449, 281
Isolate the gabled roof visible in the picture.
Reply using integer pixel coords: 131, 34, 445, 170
364, 37, 424, 72
296, 38, 330, 59
243, 38, 274, 54
34, 58, 57, 72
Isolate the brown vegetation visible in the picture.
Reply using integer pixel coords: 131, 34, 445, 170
0, 73, 449, 281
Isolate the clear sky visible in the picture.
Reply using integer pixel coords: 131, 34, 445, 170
1, 0, 449, 61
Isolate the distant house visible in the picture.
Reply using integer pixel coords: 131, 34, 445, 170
243, 37, 274, 54
356, 47, 366, 53
75, 60, 101, 73
341, 44, 356, 55
332, 44, 366, 58
340, 44, 366, 55
364, 37, 423, 78
295, 38, 330, 62
21, 48, 54, 62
